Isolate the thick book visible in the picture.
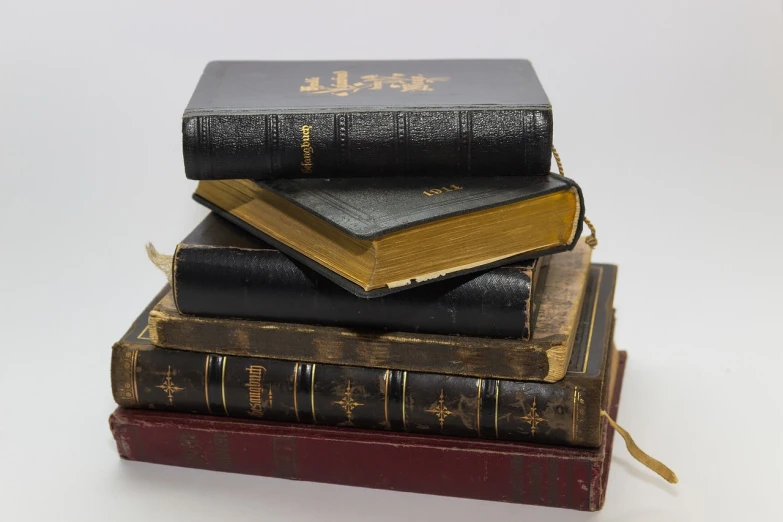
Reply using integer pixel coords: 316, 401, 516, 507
183, 60, 552, 180
151, 243, 598, 382
113, 264, 616, 446
194, 173, 585, 297
109, 351, 625, 511
171, 213, 550, 339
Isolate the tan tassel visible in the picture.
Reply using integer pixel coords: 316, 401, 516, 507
145, 243, 173, 285
601, 410, 679, 484
552, 146, 597, 248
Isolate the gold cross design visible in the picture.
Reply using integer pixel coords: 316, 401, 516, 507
156, 366, 184, 405
425, 389, 453, 429
520, 396, 547, 436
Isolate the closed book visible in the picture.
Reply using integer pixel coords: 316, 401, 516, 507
172, 213, 550, 339
113, 264, 616, 446
151, 242, 596, 382
194, 173, 585, 297
109, 351, 625, 511
183, 60, 552, 180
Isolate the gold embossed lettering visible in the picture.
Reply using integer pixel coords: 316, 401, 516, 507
300, 124, 314, 174
423, 185, 464, 197
245, 365, 272, 417
300, 72, 449, 96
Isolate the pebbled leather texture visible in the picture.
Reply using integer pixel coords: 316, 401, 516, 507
182, 60, 552, 179
175, 214, 547, 339
255, 173, 580, 239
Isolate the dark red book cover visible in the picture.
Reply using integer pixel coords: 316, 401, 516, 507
110, 352, 626, 511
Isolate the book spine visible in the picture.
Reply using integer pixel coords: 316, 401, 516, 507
172, 244, 540, 339
182, 108, 553, 180
111, 341, 602, 447
110, 409, 608, 511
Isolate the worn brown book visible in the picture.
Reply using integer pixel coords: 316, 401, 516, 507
149, 241, 596, 382
112, 265, 617, 446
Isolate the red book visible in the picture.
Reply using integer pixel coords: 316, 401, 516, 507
110, 352, 626, 511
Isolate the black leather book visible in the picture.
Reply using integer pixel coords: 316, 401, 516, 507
183, 60, 552, 180
194, 173, 584, 297
112, 265, 617, 447
172, 214, 550, 339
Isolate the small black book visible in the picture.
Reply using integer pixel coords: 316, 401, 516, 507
183, 60, 552, 180
170, 214, 550, 339
194, 174, 584, 297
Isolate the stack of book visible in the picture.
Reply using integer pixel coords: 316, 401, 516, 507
110, 60, 637, 511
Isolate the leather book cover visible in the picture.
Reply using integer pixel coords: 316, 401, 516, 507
109, 351, 626, 511
193, 173, 585, 298
183, 60, 552, 180
151, 243, 598, 382
173, 213, 550, 339
114, 264, 616, 446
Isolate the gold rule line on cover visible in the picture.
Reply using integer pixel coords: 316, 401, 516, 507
204, 355, 212, 414
137, 325, 151, 340
221, 356, 229, 416
311, 364, 317, 424
293, 362, 300, 423
582, 266, 604, 373
131, 349, 139, 406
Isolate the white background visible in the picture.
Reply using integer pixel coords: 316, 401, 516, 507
1, 1, 781, 520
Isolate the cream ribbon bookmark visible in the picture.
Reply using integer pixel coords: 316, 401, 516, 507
601, 410, 679, 484
145, 243, 172, 284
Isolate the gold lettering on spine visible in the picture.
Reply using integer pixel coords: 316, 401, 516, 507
310, 364, 317, 424
221, 357, 229, 416
245, 364, 268, 418
300, 125, 314, 174
401, 371, 408, 431
293, 362, 300, 422
204, 356, 212, 414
